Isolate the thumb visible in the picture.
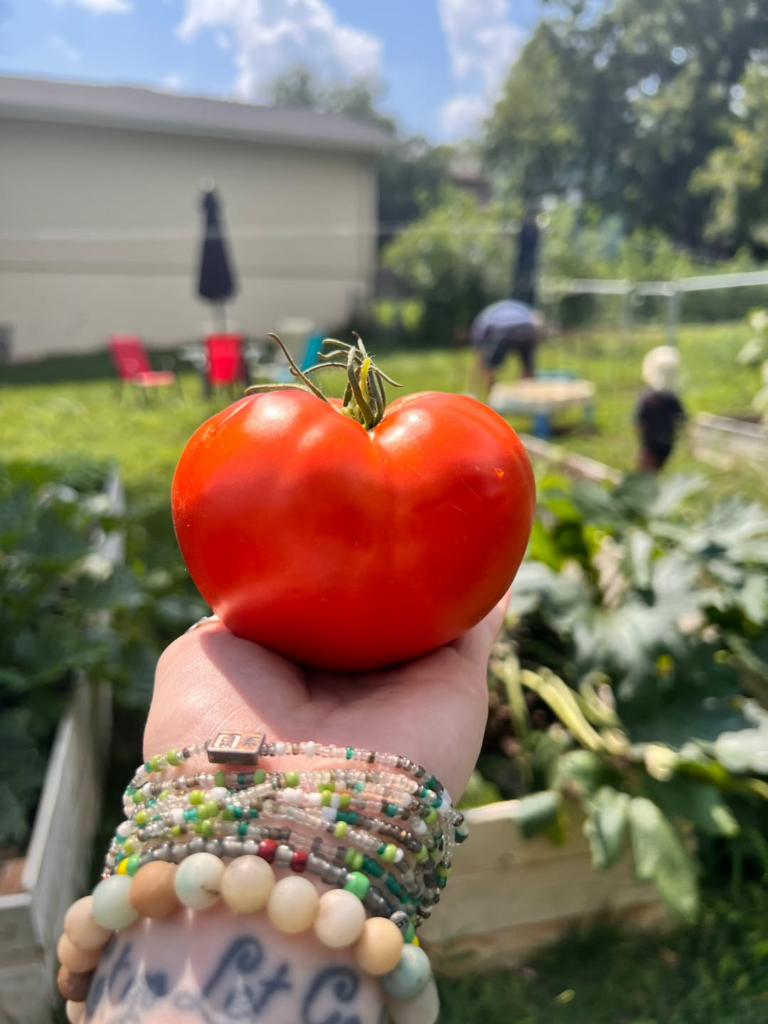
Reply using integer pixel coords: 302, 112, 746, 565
451, 589, 510, 667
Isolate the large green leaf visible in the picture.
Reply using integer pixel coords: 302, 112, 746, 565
507, 560, 587, 620
627, 528, 653, 591
513, 790, 564, 838
645, 778, 740, 837
738, 573, 768, 627
649, 474, 706, 518
620, 642, 746, 748
584, 786, 630, 869
551, 750, 609, 799
712, 700, 768, 775
629, 797, 700, 922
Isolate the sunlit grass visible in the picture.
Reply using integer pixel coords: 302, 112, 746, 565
0, 321, 762, 510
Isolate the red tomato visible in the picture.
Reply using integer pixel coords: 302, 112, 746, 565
172, 390, 535, 671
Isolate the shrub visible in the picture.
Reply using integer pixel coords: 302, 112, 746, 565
0, 460, 205, 848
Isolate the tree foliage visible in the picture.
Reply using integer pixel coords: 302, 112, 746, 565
693, 61, 768, 250
267, 66, 396, 134
382, 188, 513, 345
486, 0, 768, 248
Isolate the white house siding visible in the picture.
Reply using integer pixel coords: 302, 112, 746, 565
0, 118, 378, 358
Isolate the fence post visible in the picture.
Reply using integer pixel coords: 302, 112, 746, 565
666, 284, 680, 347
620, 286, 634, 350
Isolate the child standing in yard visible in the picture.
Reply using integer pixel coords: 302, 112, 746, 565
635, 346, 687, 472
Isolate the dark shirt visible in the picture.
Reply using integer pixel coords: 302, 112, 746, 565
634, 390, 686, 451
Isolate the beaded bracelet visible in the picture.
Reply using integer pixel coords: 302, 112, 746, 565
108, 783, 452, 916
107, 737, 467, 925
58, 738, 463, 1024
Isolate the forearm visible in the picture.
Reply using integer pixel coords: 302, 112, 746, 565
85, 905, 384, 1024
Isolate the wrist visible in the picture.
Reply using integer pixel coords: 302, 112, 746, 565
63, 734, 455, 1023
81, 903, 385, 1024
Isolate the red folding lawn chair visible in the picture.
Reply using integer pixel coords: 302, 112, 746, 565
204, 333, 246, 396
109, 335, 177, 400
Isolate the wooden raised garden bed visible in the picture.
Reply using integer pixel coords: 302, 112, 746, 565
421, 799, 667, 974
0, 681, 112, 1022
691, 412, 768, 470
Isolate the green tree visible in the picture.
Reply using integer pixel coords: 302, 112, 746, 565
692, 62, 768, 251
487, 0, 768, 248
267, 66, 396, 133
382, 188, 512, 346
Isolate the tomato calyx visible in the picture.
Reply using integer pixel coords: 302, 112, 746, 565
245, 333, 402, 430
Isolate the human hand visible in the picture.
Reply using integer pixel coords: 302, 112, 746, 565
145, 596, 509, 800
83, 606, 508, 1024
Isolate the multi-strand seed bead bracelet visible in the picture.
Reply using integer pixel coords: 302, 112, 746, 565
56, 737, 467, 1024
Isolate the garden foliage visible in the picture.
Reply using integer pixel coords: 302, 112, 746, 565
472, 472, 768, 919
0, 460, 205, 847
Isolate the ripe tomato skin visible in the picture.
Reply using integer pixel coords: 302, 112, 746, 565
172, 390, 535, 671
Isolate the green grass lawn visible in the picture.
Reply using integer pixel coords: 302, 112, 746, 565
438, 884, 768, 1024
0, 320, 763, 507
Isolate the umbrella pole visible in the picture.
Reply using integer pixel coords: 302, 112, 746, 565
218, 302, 227, 333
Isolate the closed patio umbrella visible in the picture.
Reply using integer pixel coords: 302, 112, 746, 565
197, 183, 237, 331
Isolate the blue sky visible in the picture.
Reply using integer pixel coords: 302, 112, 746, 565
0, 0, 540, 139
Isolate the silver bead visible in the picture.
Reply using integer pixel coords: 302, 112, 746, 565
222, 837, 243, 858
152, 844, 172, 861
307, 853, 324, 874
171, 844, 188, 863
188, 836, 206, 855
242, 840, 259, 856
321, 864, 343, 885
205, 840, 222, 856
275, 844, 293, 866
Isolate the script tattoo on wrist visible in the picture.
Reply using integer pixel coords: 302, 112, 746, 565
84, 933, 382, 1024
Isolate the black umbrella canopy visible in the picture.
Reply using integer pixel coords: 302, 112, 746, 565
197, 184, 238, 327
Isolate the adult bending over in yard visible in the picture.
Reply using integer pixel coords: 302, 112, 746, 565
471, 299, 544, 396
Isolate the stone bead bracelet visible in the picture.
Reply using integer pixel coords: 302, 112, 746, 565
57, 853, 439, 1024
110, 829, 424, 925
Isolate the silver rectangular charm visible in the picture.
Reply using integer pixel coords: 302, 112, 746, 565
206, 731, 266, 765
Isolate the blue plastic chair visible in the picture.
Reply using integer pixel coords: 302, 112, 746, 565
299, 332, 326, 372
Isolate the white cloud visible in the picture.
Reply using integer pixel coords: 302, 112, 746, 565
440, 92, 487, 137
52, 0, 133, 12
438, 0, 525, 138
161, 72, 185, 91
177, 0, 382, 101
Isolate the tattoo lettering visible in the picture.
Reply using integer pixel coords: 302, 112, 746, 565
301, 966, 362, 1024
174, 936, 293, 1020
86, 940, 166, 1023
84, 933, 377, 1024
109, 942, 135, 1001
